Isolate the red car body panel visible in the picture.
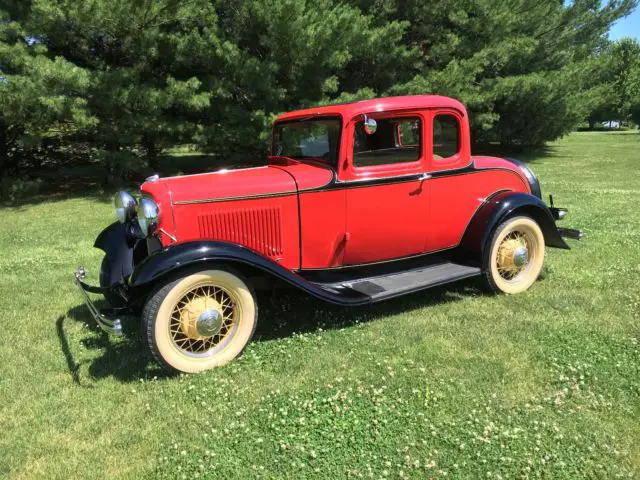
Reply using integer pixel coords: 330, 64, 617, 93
141, 95, 534, 271
269, 157, 334, 190
342, 180, 428, 265
427, 168, 529, 252
153, 166, 296, 203
275, 95, 466, 124
299, 190, 346, 268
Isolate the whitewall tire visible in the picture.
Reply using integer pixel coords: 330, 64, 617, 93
143, 268, 257, 373
483, 216, 545, 294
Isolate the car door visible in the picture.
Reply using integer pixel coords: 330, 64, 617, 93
424, 109, 496, 253
342, 112, 430, 265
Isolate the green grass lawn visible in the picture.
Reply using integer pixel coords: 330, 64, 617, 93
1, 131, 639, 479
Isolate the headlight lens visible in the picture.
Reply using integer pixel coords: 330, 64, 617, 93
137, 197, 159, 237
114, 191, 137, 223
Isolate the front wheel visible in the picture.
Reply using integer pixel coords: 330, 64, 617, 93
483, 216, 545, 294
143, 268, 257, 373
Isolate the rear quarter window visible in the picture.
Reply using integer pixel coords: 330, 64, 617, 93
433, 115, 460, 161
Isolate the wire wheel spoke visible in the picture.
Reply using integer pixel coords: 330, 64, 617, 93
497, 230, 530, 281
168, 283, 237, 355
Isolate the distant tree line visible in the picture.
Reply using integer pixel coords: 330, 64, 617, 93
0, 0, 638, 183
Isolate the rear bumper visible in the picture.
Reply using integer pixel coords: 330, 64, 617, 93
549, 202, 583, 242
74, 267, 124, 336
558, 227, 584, 241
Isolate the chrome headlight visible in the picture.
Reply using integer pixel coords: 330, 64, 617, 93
114, 191, 137, 223
137, 197, 159, 237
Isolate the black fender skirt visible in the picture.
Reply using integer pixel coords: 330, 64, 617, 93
128, 241, 370, 306
460, 191, 569, 265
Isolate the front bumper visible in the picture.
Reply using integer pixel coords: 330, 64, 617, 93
74, 266, 124, 336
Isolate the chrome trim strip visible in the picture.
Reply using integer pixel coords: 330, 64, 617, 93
161, 165, 269, 181
335, 171, 424, 184
173, 191, 297, 205
172, 166, 525, 204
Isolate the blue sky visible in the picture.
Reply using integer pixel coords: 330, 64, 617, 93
609, 7, 639, 40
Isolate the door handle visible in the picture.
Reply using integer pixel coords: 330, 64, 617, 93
418, 173, 432, 181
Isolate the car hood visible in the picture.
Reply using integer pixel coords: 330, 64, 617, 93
141, 158, 334, 204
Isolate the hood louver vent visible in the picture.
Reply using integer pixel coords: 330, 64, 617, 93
197, 206, 283, 259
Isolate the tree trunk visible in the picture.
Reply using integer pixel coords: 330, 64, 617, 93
143, 134, 159, 170
0, 127, 7, 172
0, 126, 19, 173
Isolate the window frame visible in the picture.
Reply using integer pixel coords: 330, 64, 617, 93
429, 110, 467, 172
271, 115, 343, 170
346, 110, 427, 180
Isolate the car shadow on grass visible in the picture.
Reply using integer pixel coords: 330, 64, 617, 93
58, 304, 174, 385
58, 278, 485, 384
253, 278, 484, 341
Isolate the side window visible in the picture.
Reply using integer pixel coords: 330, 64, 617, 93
433, 115, 460, 160
353, 117, 421, 167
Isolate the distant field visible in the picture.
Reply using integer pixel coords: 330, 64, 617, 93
0, 131, 638, 478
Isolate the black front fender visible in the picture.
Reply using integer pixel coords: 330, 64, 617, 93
94, 222, 136, 287
128, 241, 370, 305
460, 191, 569, 265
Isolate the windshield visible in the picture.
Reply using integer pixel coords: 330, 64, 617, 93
272, 117, 341, 167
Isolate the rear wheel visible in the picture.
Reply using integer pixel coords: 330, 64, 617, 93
483, 216, 545, 294
143, 268, 257, 373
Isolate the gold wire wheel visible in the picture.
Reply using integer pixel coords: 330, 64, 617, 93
496, 230, 531, 280
169, 284, 237, 356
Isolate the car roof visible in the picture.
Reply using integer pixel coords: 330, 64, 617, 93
275, 95, 466, 122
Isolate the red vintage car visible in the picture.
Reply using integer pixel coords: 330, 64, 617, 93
75, 95, 582, 373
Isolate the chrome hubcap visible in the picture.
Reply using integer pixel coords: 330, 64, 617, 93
196, 308, 223, 337
513, 246, 529, 267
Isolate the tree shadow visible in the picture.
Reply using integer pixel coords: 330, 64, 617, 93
155, 154, 263, 176
58, 278, 486, 384
2, 154, 265, 209
2, 188, 114, 211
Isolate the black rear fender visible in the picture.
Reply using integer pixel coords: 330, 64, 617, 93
459, 191, 569, 266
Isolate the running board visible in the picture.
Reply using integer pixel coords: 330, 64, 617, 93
311, 262, 481, 303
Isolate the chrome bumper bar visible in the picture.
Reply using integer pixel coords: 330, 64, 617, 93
74, 266, 123, 336
558, 227, 584, 241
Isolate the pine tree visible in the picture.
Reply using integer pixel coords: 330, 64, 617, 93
0, 9, 94, 172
